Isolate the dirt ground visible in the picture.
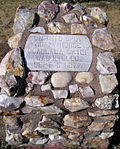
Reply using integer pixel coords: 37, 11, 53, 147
0, 0, 120, 148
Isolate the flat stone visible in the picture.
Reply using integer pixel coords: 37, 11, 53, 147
92, 28, 115, 50
73, 3, 86, 14
79, 86, 94, 98
38, 1, 58, 21
8, 33, 23, 49
0, 94, 23, 110
62, 126, 85, 134
51, 72, 72, 88
21, 105, 38, 114
99, 74, 118, 94
29, 137, 48, 145
71, 24, 87, 35
40, 105, 63, 115
28, 71, 51, 85
90, 7, 109, 24
62, 13, 79, 23
64, 97, 89, 112
59, 2, 72, 13
63, 111, 91, 128
30, 27, 46, 33
80, 15, 97, 27
99, 132, 114, 139
24, 34, 92, 71
24, 94, 54, 107
47, 22, 70, 33
41, 84, 51, 91
13, 6, 35, 34
69, 84, 78, 93
97, 52, 117, 74
52, 90, 68, 99
94, 94, 119, 110
75, 72, 94, 84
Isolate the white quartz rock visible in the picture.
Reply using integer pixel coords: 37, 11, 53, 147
41, 84, 51, 91
30, 27, 46, 33
69, 84, 78, 93
99, 132, 114, 139
52, 90, 68, 99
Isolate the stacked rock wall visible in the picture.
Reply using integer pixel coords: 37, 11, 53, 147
0, 1, 119, 148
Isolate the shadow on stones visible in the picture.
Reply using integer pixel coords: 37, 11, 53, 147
32, 13, 40, 27
109, 60, 120, 149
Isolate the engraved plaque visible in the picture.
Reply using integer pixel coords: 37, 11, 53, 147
24, 34, 92, 71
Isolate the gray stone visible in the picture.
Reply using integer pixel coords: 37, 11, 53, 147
21, 105, 38, 114
75, 72, 94, 84
25, 83, 33, 94
24, 95, 54, 107
96, 52, 117, 74
73, 3, 86, 14
51, 72, 72, 88
90, 7, 109, 24
30, 27, 46, 33
47, 22, 70, 33
27, 71, 51, 85
69, 84, 78, 93
99, 132, 114, 139
0, 94, 23, 110
62, 13, 79, 23
92, 28, 115, 50
41, 84, 51, 91
79, 86, 94, 98
80, 15, 97, 27
24, 34, 92, 71
64, 97, 89, 112
52, 90, 68, 99
99, 74, 118, 94
13, 6, 35, 34
94, 94, 119, 110
29, 137, 48, 145
59, 2, 72, 13
71, 24, 87, 35
38, 1, 58, 21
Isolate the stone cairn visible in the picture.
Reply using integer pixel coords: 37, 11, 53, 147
0, 0, 119, 148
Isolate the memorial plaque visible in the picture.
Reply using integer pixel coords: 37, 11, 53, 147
24, 34, 92, 71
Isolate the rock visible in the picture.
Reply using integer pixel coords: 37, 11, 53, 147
28, 71, 51, 85
21, 105, 38, 114
63, 111, 91, 128
84, 131, 101, 138
73, 3, 86, 14
3, 116, 19, 127
41, 84, 51, 91
8, 33, 23, 49
90, 7, 109, 24
29, 137, 48, 145
62, 126, 85, 134
92, 28, 115, 50
79, 86, 94, 98
96, 52, 117, 74
59, 2, 72, 13
0, 94, 23, 110
40, 105, 63, 115
99, 74, 118, 94
75, 72, 93, 84
47, 22, 70, 33
62, 13, 79, 23
88, 108, 118, 117
80, 15, 97, 27
69, 84, 78, 93
51, 72, 72, 88
25, 83, 33, 94
24, 94, 54, 107
52, 90, 68, 99
99, 132, 114, 139
13, 6, 35, 34
30, 26, 46, 33
64, 97, 89, 112
71, 24, 87, 35
38, 1, 58, 21
94, 94, 119, 110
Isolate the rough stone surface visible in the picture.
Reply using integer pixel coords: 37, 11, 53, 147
79, 86, 94, 98
41, 84, 51, 91
64, 97, 89, 112
29, 137, 48, 145
30, 27, 46, 33
8, 33, 23, 49
51, 72, 72, 88
96, 52, 117, 74
62, 13, 79, 23
92, 28, 115, 50
47, 22, 70, 33
71, 24, 87, 35
38, 1, 58, 21
52, 90, 68, 99
80, 15, 97, 27
28, 71, 51, 85
69, 84, 78, 93
99, 74, 118, 94
59, 2, 72, 13
75, 72, 94, 84
73, 3, 86, 14
94, 94, 119, 110
13, 6, 35, 34
99, 132, 114, 139
90, 7, 109, 24
24, 95, 54, 107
